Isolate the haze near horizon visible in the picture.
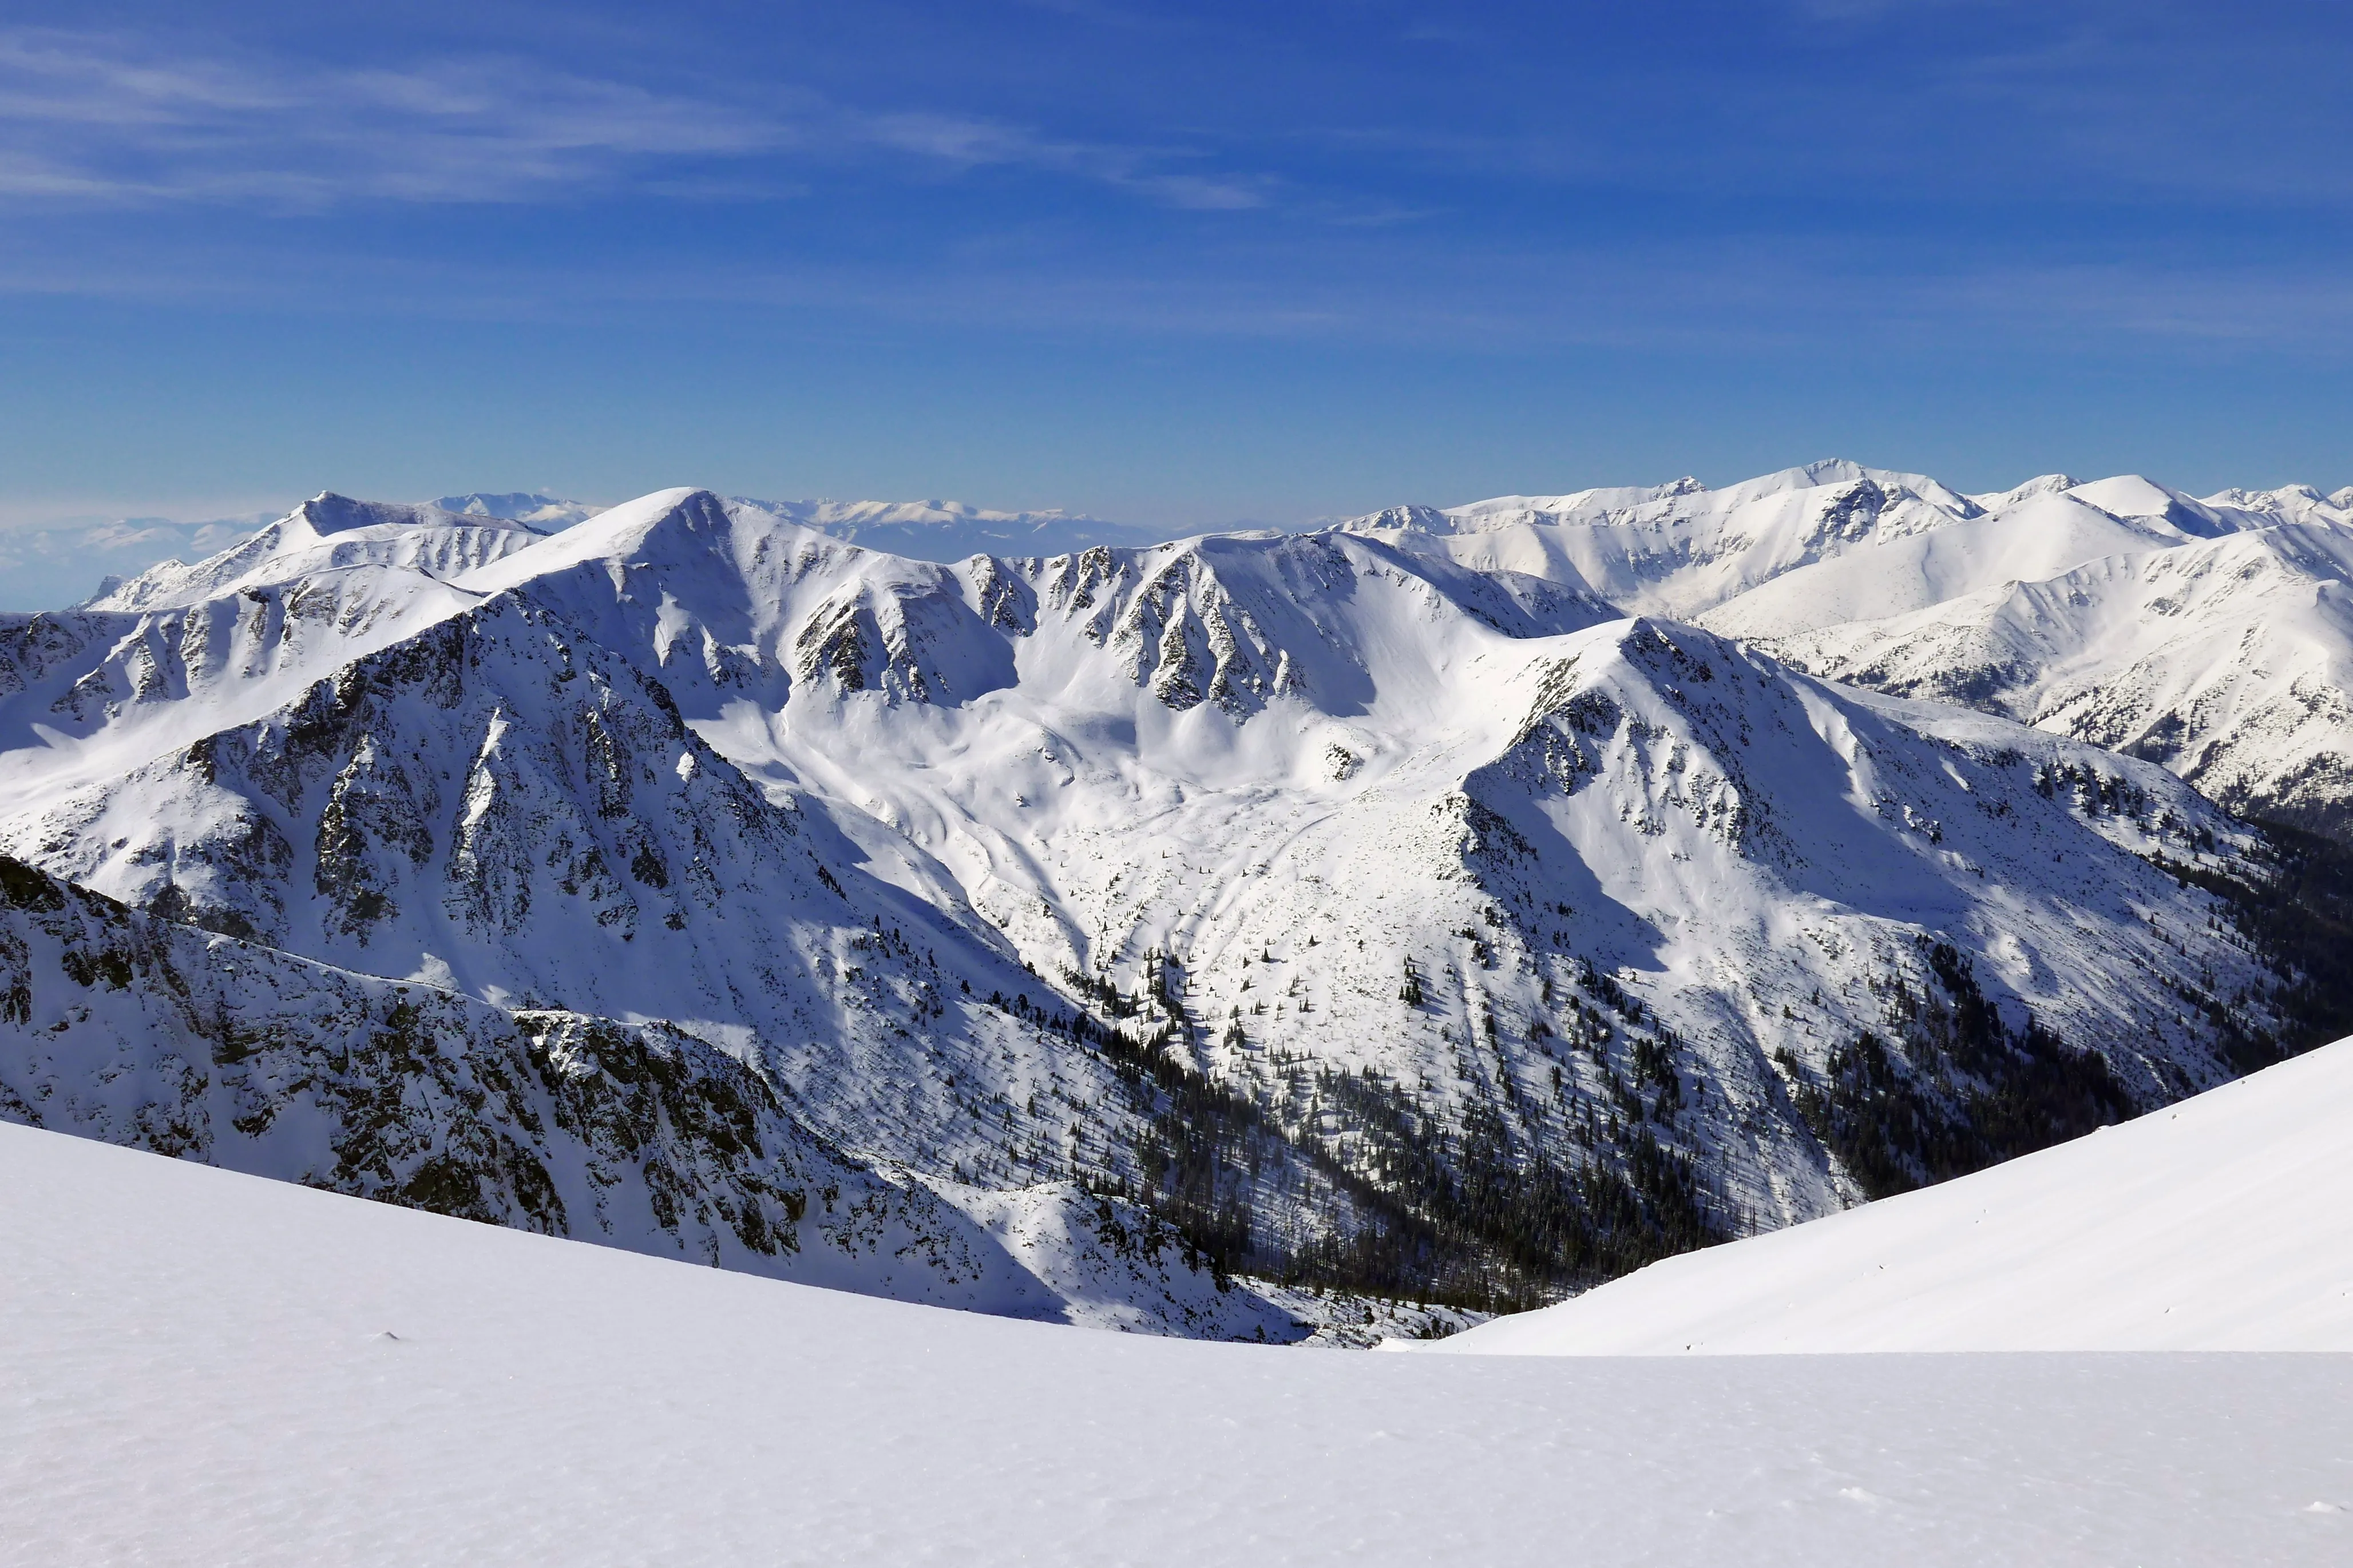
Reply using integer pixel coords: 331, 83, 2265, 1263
2, 1, 2350, 540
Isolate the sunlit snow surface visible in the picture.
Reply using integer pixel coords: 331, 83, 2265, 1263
6, 473, 2347, 1317
1441, 1033, 2353, 1355
3, 1121, 2348, 1568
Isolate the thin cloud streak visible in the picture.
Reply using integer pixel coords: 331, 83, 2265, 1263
9, 209, 2345, 362
0, 27, 1276, 212
859, 108, 1276, 209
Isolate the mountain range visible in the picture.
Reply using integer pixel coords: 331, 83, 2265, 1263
433, 489, 1179, 562
3, 460, 2349, 1333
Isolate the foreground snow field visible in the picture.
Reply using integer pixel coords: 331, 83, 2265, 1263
4, 1120, 2349, 1567
1441, 1033, 2353, 1355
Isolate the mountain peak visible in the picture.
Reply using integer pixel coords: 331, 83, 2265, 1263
9, 466, 2351, 1351
289, 493, 469, 539
1340, 503, 1455, 534
77, 493, 550, 614
1718, 459, 1980, 518
430, 492, 606, 529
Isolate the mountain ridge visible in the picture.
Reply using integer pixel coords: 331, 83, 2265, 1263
5, 466, 2351, 1332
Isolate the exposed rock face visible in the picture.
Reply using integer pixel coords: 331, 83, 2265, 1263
0, 850, 1310, 1337
4, 473, 2350, 1332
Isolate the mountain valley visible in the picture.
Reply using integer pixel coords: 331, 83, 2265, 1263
5, 462, 2350, 1331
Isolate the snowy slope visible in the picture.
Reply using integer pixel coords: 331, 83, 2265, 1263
723, 493, 1171, 561
6, 473, 2349, 1327
1350, 462, 2256, 636
1764, 522, 2353, 837
1350, 462, 1985, 620
0, 568, 488, 829
0, 851, 1298, 1336
433, 490, 2309, 1289
1437, 1032, 2353, 1355
87, 493, 546, 614
1692, 488, 2194, 638
5, 1119, 2351, 1567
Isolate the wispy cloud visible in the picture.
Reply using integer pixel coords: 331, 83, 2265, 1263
0, 30, 782, 204
857, 109, 1275, 209
0, 27, 1277, 211
0, 506, 284, 612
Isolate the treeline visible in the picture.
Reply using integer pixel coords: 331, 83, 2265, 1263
1010, 808, 2353, 1311
1059, 982, 1723, 1312
1777, 938, 2132, 1201
2151, 817, 2353, 1069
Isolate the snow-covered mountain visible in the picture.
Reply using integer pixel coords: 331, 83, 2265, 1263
85, 493, 549, 614
1351, 460, 2320, 633
722, 494, 1178, 561
3, 468, 2350, 1332
1762, 523, 2353, 839
1435, 1029, 2353, 1353
13, 488, 1179, 614
1352, 462, 2353, 842
0, 508, 284, 616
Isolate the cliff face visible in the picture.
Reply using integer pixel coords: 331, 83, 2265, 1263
3, 475, 2348, 1329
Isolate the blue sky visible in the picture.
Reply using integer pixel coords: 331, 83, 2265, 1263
4, 1, 2351, 531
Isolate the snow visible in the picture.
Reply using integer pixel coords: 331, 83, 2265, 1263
4, 1117, 2349, 1567
1437, 1033, 2353, 1355
9, 462, 2353, 1558
1342, 459, 2353, 835
6, 464, 2352, 1341
722, 493, 1176, 561
1, 480, 2319, 1321
1764, 521, 2353, 832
